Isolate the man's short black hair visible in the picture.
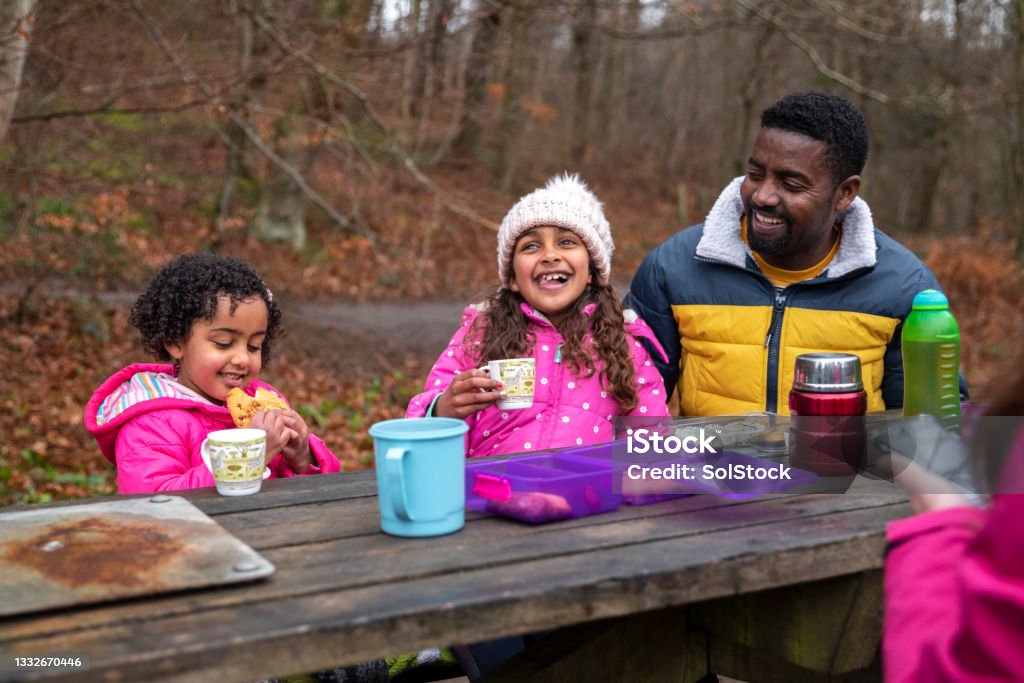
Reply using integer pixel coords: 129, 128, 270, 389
761, 91, 869, 184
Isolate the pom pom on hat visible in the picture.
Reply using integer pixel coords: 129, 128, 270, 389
497, 173, 614, 284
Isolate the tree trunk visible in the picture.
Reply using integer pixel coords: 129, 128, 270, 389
734, 22, 775, 178
401, 0, 424, 139
497, 0, 530, 192
910, 0, 963, 235
341, 0, 376, 50
454, 1, 502, 158
250, 0, 344, 250
0, 0, 39, 143
569, 0, 596, 165
909, 119, 950, 234
1016, 0, 1024, 254
414, 0, 452, 104
218, 0, 264, 244
414, 0, 455, 153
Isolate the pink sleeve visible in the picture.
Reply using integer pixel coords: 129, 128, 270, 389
884, 495, 1024, 682
624, 317, 671, 418
114, 412, 215, 493
406, 317, 477, 418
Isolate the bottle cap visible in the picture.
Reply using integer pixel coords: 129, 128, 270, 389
911, 289, 949, 310
792, 352, 864, 393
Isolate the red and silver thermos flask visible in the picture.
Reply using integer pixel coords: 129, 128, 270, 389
789, 353, 868, 476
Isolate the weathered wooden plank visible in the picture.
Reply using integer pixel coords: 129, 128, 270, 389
0, 504, 905, 682
220, 487, 814, 550
188, 470, 379, 515
0, 493, 904, 642
0, 470, 380, 517
215, 494, 384, 548
194, 471, 894, 550
186, 480, 773, 550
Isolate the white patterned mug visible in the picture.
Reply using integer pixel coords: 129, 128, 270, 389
483, 358, 536, 410
200, 428, 267, 496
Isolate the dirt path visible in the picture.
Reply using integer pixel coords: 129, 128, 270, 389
286, 299, 465, 374
6, 286, 467, 377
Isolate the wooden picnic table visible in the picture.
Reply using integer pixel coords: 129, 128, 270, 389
0, 467, 908, 683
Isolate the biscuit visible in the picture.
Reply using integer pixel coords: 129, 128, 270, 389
226, 387, 288, 427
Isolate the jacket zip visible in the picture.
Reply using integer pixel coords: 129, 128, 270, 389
694, 251, 874, 413
764, 288, 788, 413
696, 255, 788, 411
543, 340, 565, 450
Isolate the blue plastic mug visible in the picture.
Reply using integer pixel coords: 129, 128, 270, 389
368, 417, 469, 537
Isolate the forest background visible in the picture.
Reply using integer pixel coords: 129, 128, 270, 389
1, 0, 1023, 505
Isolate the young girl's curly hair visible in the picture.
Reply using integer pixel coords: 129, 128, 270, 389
129, 253, 283, 367
467, 269, 640, 412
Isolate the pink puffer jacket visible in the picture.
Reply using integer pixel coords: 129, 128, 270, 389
884, 429, 1024, 682
406, 303, 671, 457
84, 363, 341, 494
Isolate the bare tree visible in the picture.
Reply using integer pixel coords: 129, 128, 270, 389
570, 0, 597, 165
495, 0, 531, 192
453, 1, 503, 159
0, 0, 39, 143
1015, 0, 1024, 253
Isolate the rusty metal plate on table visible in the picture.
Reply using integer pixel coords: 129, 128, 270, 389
0, 495, 274, 617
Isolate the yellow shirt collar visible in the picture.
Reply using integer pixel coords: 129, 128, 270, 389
740, 215, 841, 287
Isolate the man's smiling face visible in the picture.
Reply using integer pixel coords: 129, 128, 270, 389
740, 127, 860, 271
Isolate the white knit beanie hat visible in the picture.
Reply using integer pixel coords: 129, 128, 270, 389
497, 173, 614, 285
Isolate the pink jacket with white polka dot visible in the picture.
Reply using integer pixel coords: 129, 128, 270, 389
405, 302, 672, 457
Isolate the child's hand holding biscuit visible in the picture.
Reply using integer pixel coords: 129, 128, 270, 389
227, 387, 289, 427
227, 388, 314, 473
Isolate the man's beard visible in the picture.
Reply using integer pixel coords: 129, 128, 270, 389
745, 210, 790, 255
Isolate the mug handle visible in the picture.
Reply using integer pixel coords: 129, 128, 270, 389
384, 447, 415, 521
200, 438, 213, 472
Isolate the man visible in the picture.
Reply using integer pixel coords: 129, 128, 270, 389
625, 91, 949, 416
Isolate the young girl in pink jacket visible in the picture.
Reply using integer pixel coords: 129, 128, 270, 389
407, 173, 670, 455
85, 253, 340, 493
884, 363, 1024, 682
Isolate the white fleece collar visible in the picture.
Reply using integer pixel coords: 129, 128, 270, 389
694, 176, 878, 279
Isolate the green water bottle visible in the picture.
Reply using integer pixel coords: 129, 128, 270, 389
902, 289, 961, 431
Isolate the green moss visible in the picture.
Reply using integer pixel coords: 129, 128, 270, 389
35, 195, 77, 216
98, 111, 151, 133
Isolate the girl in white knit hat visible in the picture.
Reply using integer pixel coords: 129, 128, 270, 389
406, 173, 670, 457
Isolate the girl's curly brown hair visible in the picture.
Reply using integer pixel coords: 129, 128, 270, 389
130, 253, 283, 367
466, 271, 640, 412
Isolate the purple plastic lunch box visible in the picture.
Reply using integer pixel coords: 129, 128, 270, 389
465, 445, 621, 524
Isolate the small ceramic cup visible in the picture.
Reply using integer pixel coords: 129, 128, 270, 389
483, 358, 536, 410
200, 428, 267, 496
